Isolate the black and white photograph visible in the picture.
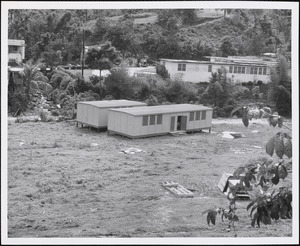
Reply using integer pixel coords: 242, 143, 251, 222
1, 1, 299, 245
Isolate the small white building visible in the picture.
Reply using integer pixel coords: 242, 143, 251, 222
76, 100, 147, 129
108, 104, 213, 138
160, 56, 279, 84
8, 39, 25, 63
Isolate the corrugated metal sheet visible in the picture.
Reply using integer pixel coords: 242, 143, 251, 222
109, 104, 213, 116
77, 100, 147, 108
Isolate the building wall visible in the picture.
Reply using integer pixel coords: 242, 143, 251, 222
77, 103, 147, 128
8, 39, 25, 63
163, 61, 272, 83
108, 109, 213, 138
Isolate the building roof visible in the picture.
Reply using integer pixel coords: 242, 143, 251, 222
77, 100, 147, 108
8, 39, 25, 46
109, 104, 213, 116
160, 57, 277, 67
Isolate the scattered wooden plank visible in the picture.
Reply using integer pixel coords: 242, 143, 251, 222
161, 181, 194, 198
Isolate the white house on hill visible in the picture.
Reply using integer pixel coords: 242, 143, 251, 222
8, 39, 25, 63
160, 56, 280, 84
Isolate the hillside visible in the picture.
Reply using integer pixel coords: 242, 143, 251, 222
8, 8, 291, 65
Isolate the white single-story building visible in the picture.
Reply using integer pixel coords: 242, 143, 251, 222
8, 39, 25, 63
76, 100, 147, 129
160, 56, 280, 84
107, 104, 213, 138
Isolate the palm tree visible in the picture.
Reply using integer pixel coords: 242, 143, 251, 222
19, 59, 44, 101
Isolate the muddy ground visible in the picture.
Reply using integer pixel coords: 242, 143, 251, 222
6, 117, 293, 240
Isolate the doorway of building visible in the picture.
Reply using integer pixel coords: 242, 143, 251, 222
177, 116, 187, 131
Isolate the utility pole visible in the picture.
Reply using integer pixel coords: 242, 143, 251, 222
82, 28, 85, 77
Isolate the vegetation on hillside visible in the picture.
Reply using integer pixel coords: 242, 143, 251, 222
8, 9, 291, 64
8, 8, 292, 118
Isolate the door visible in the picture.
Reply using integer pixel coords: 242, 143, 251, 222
180, 116, 187, 130
170, 116, 175, 132
176, 116, 187, 131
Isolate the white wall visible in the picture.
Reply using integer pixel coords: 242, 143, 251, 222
108, 110, 213, 138
164, 61, 272, 83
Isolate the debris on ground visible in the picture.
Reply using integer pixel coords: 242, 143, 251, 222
251, 130, 261, 134
218, 131, 245, 139
252, 145, 262, 149
218, 173, 250, 200
230, 147, 253, 154
90, 143, 99, 147
120, 147, 145, 154
161, 181, 194, 198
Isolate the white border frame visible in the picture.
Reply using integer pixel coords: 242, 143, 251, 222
1, 1, 299, 245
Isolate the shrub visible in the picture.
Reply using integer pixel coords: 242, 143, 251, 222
252, 86, 260, 99
156, 64, 170, 79
104, 68, 134, 99
213, 106, 227, 118
223, 105, 234, 116
164, 79, 197, 104
256, 80, 263, 86
8, 90, 29, 113
145, 94, 159, 106
247, 81, 254, 86
51, 109, 60, 116
38, 109, 49, 122
243, 87, 252, 99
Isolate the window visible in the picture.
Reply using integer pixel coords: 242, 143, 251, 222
196, 111, 200, 120
142, 116, 148, 126
157, 114, 162, 124
9, 46, 19, 53
189, 112, 195, 121
258, 67, 262, 75
201, 111, 206, 120
178, 63, 186, 71
250, 67, 254, 74
263, 67, 267, 75
208, 65, 212, 72
232, 66, 246, 74
254, 67, 258, 74
150, 115, 155, 125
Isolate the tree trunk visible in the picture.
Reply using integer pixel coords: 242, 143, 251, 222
25, 79, 30, 101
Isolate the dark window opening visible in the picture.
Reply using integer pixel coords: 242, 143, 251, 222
142, 115, 148, 126
157, 114, 162, 124
196, 111, 200, 120
150, 115, 155, 125
201, 111, 206, 120
189, 112, 194, 121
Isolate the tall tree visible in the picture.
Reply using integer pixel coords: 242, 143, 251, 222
85, 41, 120, 98
106, 19, 141, 60
220, 36, 236, 57
205, 68, 231, 107
268, 55, 291, 116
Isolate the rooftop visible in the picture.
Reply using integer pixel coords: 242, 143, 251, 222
77, 100, 147, 108
160, 56, 278, 66
8, 39, 25, 46
109, 104, 213, 116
